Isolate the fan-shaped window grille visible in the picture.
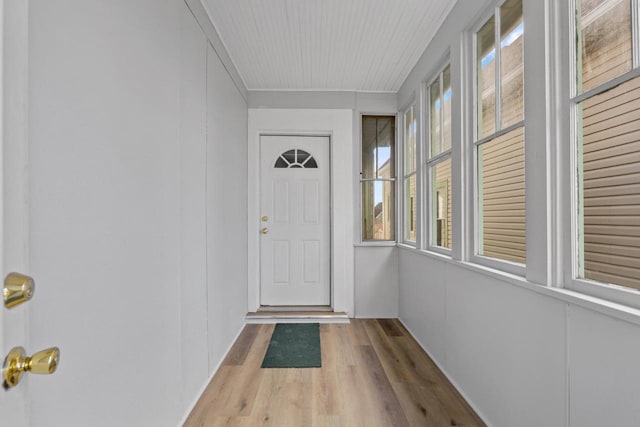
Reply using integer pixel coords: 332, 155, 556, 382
274, 149, 318, 168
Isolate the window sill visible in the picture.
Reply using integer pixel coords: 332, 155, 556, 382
354, 241, 397, 248
396, 245, 640, 327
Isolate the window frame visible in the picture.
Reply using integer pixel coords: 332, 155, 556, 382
470, 0, 526, 276
401, 101, 419, 246
565, 0, 640, 308
359, 113, 398, 244
425, 62, 454, 255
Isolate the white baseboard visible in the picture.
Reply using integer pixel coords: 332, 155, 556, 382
177, 323, 246, 426
397, 318, 492, 427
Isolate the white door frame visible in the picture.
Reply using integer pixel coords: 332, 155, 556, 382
258, 134, 332, 307
247, 108, 356, 317
1, 0, 30, 424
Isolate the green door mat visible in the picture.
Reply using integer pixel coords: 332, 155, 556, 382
261, 323, 322, 368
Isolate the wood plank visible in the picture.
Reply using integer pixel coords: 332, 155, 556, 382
394, 337, 486, 427
357, 344, 411, 427
183, 320, 487, 427
392, 381, 455, 426
223, 324, 261, 366
377, 318, 405, 337
348, 318, 373, 346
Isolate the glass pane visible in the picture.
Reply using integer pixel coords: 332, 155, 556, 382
297, 150, 310, 163
478, 126, 525, 264
577, 75, 640, 290
430, 78, 442, 157
304, 158, 318, 168
376, 117, 394, 178
443, 65, 452, 152
275, 157, 288, 168
362, 180, 395, 241
577, 0, 632, 94
362, 116, 395, 179
404, 106, 416, 173
500, 0, 524, 128
283, 150, 296, 164
477, 16, 496, 139
431, 158, 452, 249
404, 175, 417, 242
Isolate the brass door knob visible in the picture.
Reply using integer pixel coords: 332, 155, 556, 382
4, 272, 35, 308
261, 228, 269, 235
3, 346, 60, 388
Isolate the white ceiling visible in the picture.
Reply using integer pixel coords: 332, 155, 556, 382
203, 0, 458, 92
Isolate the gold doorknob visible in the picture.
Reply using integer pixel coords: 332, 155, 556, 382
4, 272, 35, 308
261, 227, 269, 234
3, 346, 60, 388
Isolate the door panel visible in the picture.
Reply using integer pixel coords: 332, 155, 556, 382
303, 181, 320, 223
27, 0, 187, 425
260, 136, 330, 306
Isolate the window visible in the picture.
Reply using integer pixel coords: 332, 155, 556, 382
403, 105, 417, 243
361, 115, 395, 241
274, 149, 318, 168
427, 65, 452, 250
572, 0, 640, 292
474, 0, 525, 266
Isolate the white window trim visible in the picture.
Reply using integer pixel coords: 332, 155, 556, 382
426, 154, 454, 257
424, 63, 454, 255
357, 112, 398, 245
400, 100, 419, 246
469, 0, 526, 276
564, 0, 640, 309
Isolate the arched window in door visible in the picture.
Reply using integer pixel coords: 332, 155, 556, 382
274, 149, 318, 168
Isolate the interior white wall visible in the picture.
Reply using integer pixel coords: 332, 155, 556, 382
247, 93, 399, 318
399, 251, 567, 427
354, 248, 398, 318
568, 306, 640, 426
27, 1, 247, 426
205, 42, 248, 373
353, 93, 400, 318
400, 248, 640, 427
397, 0, 640, 426
179, 4, 209, 410
247, 109, 354, 315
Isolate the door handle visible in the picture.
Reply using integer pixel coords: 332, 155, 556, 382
261, 228, 269, 234
3, 346, 60, 388
4, 272, 35, 308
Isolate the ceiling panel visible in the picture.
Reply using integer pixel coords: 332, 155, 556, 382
203, 0, 458, 91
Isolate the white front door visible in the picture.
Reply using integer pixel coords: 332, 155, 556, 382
260, 135, 331, 306
3, 1, 209, 425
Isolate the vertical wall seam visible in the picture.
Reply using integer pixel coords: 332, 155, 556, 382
204, 44, 211, 375
566, 303, 571, 427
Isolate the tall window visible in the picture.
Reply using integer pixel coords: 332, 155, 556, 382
427, 65, 452, 249
361, 115, 395, 241
573, 0, 640, 291
403, 105, 417, 243
475, 0, 525, 265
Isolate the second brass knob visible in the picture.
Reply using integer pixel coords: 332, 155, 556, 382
3, 346, 60, 388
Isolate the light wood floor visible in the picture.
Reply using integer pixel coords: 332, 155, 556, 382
184, 319, 486, 427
